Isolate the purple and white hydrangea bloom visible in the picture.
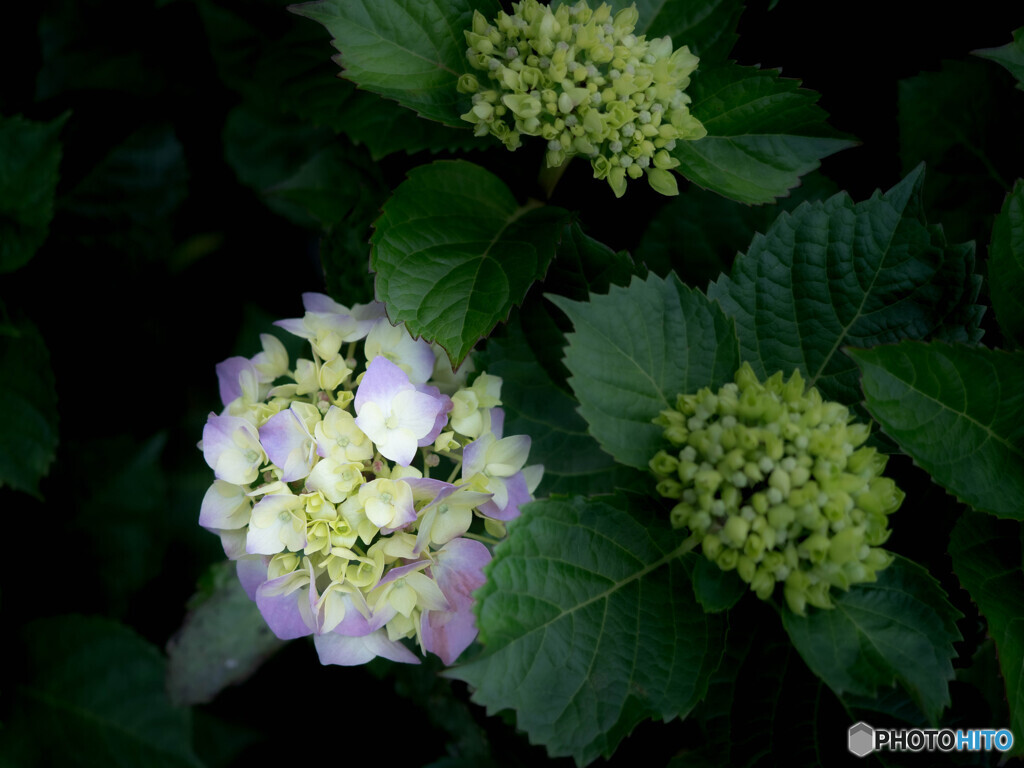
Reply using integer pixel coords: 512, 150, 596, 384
199, 295, 542, 667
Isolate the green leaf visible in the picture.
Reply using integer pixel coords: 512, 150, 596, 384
200, 2, 479, 159
8, 615, 203, 768
990, 179, 1024, 346
291, 0, 499, 126
635, 170, 838, 287
371, 160, 570, 366
690, 554, 746, 612
549, 271, 740, 470
671, 63, 855, 204
264, 143, 362, 229
898, 58, 1023, 244
519, 221, 642, 389
949, 512, 1024, 754
61, 123, 189, 259
782, 555, 963, 725
708, 166, 985, 411
447, 496, 725, 765
480, 316, 646, 497
0, 317, 58, 497
849, 342, 1024, 520
607, 0, 743, 64
975, 27, 1024, 90
166, 562, 286, 706
0, 112, 68, 273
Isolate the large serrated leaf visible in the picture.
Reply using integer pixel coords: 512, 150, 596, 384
290, 0, 498, 126
371, 160, 570, 367
608, 0, 743, 64
5, 616, 203, 768
480, 316, 645, 497
949, 512, 1024, 754
782, 556, 963, 725
0, 318, 58, 498
849, 342, 1024, 519
447, 496, 725, 766
990, 179, 1024, 346
549, 271, 739, 470
708, 166, 985, 411
671, 63, 855, 204
975, 27, 1024, 90
0, 112, 68, 273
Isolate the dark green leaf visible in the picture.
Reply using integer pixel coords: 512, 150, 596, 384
898, 58, 1023, 244
223, 103, 371, 229
0, 112, 68, 273
291, 0, 500, 126
989, 179, 1024, 346
371, 160, 570, 366
782, 556, 963, 725
448, 496, 724, 765
549, 271, 740, 469
70, 434, 173, 614
9, 615, 203, 768
520, 222, 642, 389
974, 27, 1024, 90
608, 0, 743, 64
265, 143, 361, 229
708, 167, 984, 411
671, 63, 855, 204
339, 89, 486, 159
201, 2, 479, 159
949, 512, 1024, 754
60, 123, 189, 258
480, 316, 646, 497
0, 317, 57, 497
690, 554, 746, 612
850, 342, 1024, 519
635, 170, 838, 287
166, 562, 286, 706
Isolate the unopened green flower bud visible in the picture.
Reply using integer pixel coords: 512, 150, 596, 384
650, 361, 902, 614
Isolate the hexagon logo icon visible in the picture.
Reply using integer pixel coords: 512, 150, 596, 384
848, 722, 875, 757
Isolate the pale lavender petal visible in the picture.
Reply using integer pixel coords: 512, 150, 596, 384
422, 538, 491, 664
432, 538, 491, 611
256, 576, 315, 640
314, 629, 419, 666
202, 413, 262, 485
259, 409, 315, 482
216, 356, 254, 407
479, 471, 531, 521
378, 560, 432, 587
422, 606, 477, 666
404, 477, 455, 502
354, 356, 412, 414
330, 595, 375, 637
302, 292, 347, 313
273, 317, 310, 339
375, 428, 419, 468
218, 529, 247, 559
490, 407, 505, 438
236, 556, 270, 600
461, 433, 487, 478
199, 480, 250, 530
415, 384, 453, 446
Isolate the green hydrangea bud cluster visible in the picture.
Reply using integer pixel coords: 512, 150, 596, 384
650, 363, 904, 615
457, 0, 707, 198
